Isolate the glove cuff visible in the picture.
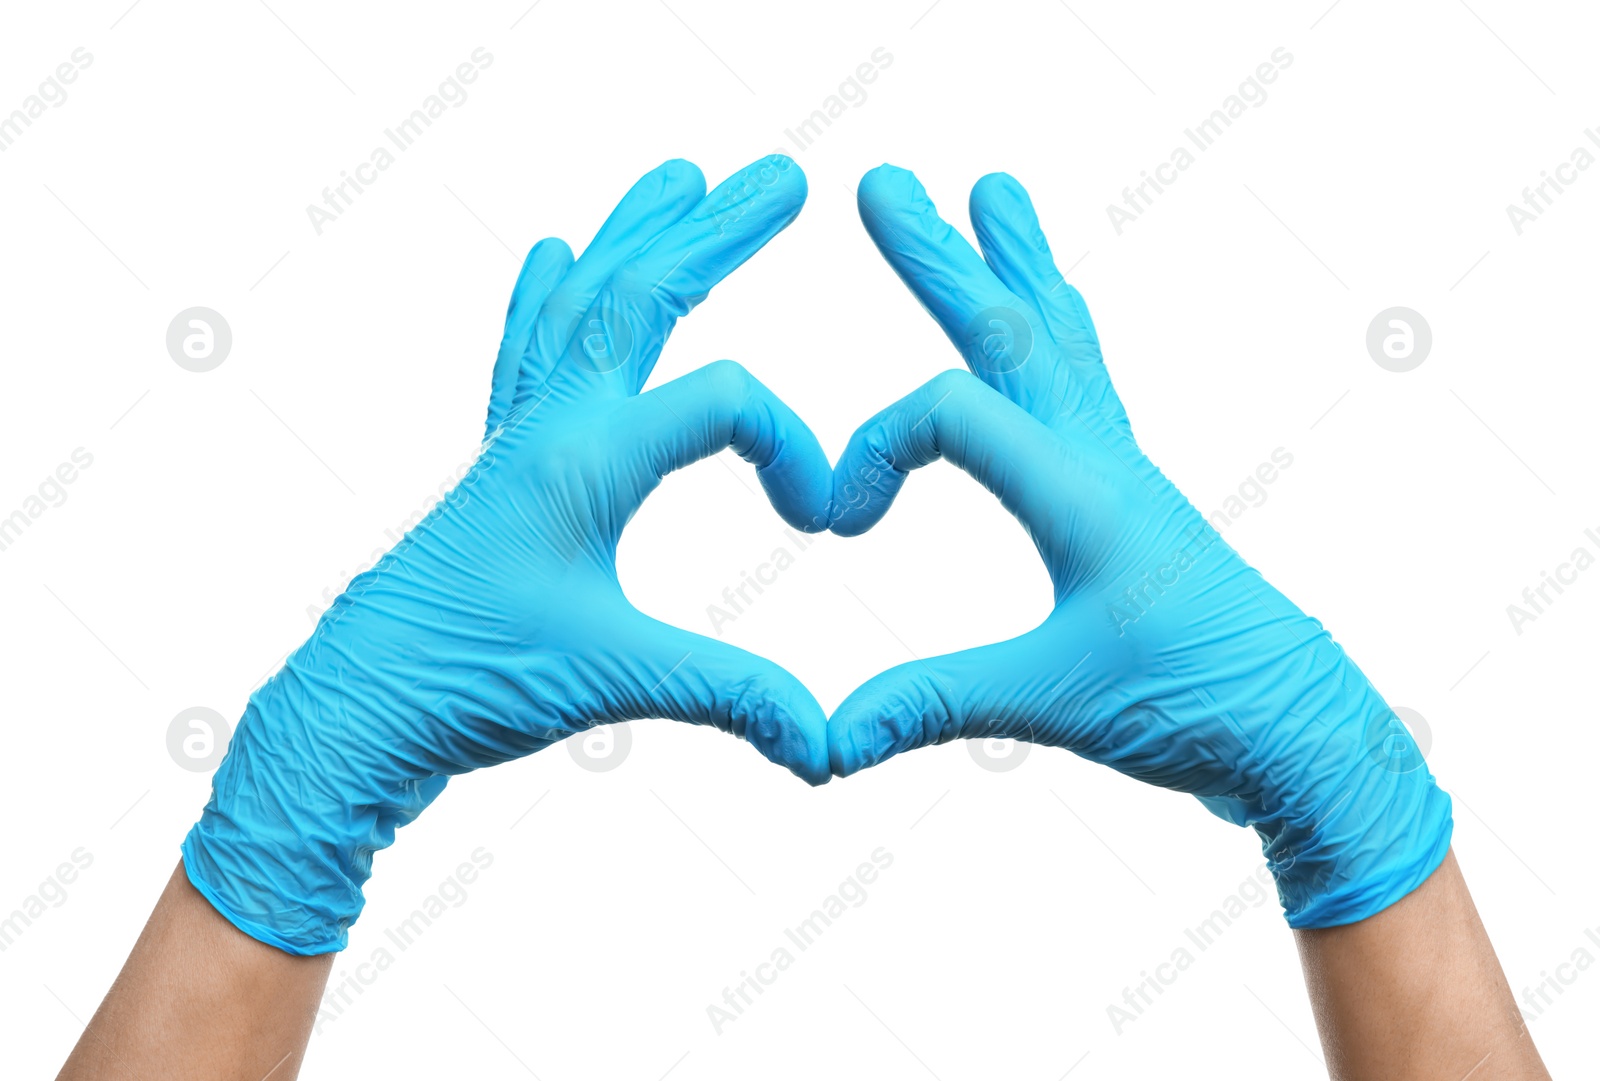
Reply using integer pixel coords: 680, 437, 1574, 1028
1256, 687, 1455, 928
181, 665, 445, 955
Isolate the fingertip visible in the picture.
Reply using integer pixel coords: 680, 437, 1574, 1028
796, 743, 832, 787
777, 501, 833, 536
643, 624, 831, 786
826, 495, 889, 538
829, 745, 857, 778
858, 162, 917, 200
970, 172, 1049, 255
826, 701, 892, 777
763, 153, 807, 201
508, 237, 573, 319
528, 234, 572, 257
828, 408, 918, 537
766, 464, 833, 536
745, 690, 830, 786
857, 164, 928, 228
527, 235, 575, 277
970, 171, 1031, 213
828, 662, 958, 777
697, 156, 807, 240
826, 468, 900, 537
654, 157, 708, 200
828, 720, 865, 777
754, 153, 809, 220
741, 378, 833, 534
762, 460, 835, 536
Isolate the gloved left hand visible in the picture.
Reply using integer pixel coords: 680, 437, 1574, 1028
183, 155, 833, 955
825, 165, 1452, 930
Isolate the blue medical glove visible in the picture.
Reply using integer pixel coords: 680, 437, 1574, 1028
184, 156, 833, 955
828, 165, 1452, 929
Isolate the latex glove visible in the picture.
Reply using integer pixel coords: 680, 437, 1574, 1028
184, 156, 833, 955
828, 165, 1452, 928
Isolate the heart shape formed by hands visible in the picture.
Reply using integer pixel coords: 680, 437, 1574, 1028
185, 154, 1451, 957
818, 165, 1451, 928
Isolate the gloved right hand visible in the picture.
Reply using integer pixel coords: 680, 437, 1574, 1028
184, 155, 833, 956
826, 165, 1453, 929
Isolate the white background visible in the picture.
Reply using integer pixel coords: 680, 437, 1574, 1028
2, 0, 1596, 1077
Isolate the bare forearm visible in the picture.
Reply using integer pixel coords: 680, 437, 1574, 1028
1294, 849, 1548, 1081
56, 861, 333, 1081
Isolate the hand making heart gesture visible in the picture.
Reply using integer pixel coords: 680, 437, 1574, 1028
823, 165, 1451, 929
184, 155, 834, 955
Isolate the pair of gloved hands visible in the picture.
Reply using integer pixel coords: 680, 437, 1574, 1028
183, 155, 1452, 955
